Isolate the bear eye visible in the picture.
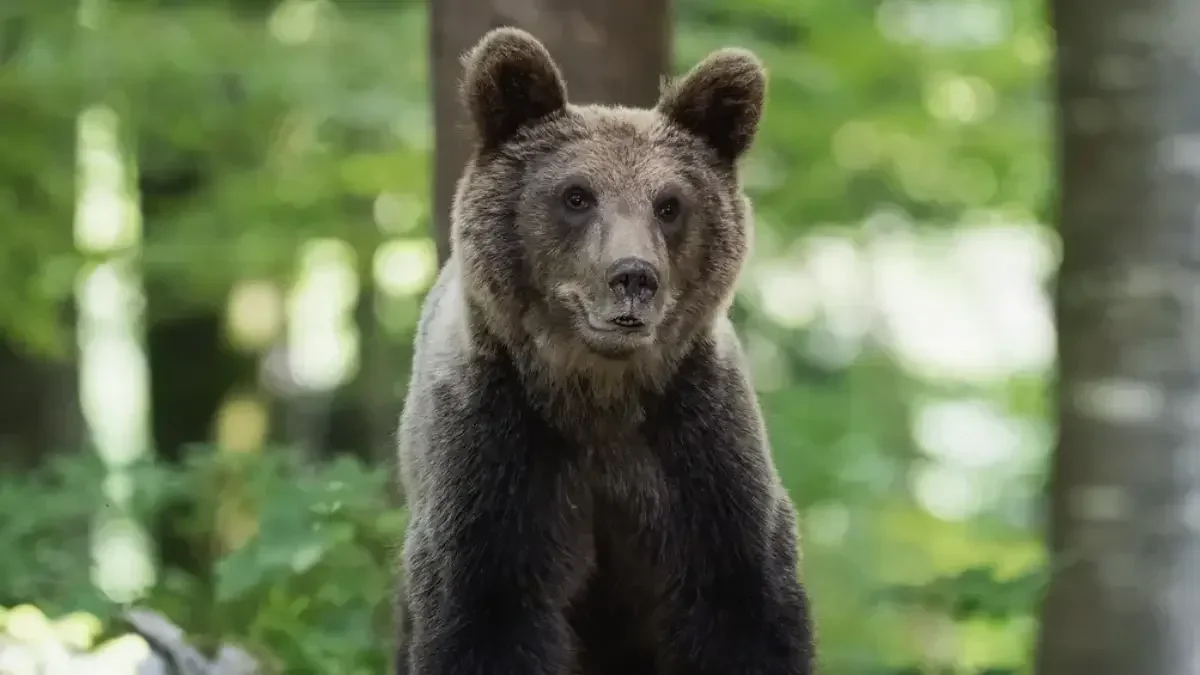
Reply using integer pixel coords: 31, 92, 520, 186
655, 196, 682, 223
563, 186, 594, 212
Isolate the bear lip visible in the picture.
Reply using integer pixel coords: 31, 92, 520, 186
575, 308, 656, 357
584, 312, 649, 334
610, 314, 646, 329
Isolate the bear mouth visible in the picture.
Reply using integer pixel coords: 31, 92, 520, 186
577, 309, 655, 356
584, 311, 650, 334
609, 314, 646, 330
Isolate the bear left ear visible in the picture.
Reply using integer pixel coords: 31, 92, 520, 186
657, 48, 767, 164
460, 27, 568, 150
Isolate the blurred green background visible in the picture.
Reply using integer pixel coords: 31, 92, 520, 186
0, 0, 1052, 673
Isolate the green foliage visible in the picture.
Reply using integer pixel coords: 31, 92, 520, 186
0, 448, 1048, 674
1, 4, 431, 339
678, 0, 1052, 231
149, 452, 403, 675
0, 451, 403, 674
879, 566, 1047, 622
0, 453, 112, 617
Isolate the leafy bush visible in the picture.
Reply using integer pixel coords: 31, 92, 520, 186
0, 454, 112, 619
0, 449, 1043, 674
0, 451, 404, 674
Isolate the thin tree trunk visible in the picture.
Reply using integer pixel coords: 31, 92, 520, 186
428, 0, 673, 265
1037, 0, 1200, 672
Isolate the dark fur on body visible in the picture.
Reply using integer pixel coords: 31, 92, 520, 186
396, 27, 815, 675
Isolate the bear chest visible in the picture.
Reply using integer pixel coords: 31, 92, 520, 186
584, 436, 672, 549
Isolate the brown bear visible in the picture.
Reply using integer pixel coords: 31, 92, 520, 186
395, 27, 815, 675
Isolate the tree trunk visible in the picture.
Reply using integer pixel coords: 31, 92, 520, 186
1037, 0, 1200, 672
428, 0, 673, 265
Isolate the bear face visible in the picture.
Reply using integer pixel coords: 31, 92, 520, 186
451, 28, 766, 396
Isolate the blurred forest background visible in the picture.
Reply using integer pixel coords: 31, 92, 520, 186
3, 0, 1184, 672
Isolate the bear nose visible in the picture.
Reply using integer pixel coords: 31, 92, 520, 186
607, 257, 660, 302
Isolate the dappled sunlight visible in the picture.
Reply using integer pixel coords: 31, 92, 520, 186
745, 215, 1055, 385
286, 238, 360, 392
0, 604, 152, 673
911, 458, 988, 521
745, 210, 1053, 663
752, 265, 821, 329
268, 0, 333, 45
869, 222, 1055, 382
226, 279, 285, 351
374, 238, 439, 297
915, 398, 1032, 470
74, 105, 155, 605
372, 191, 426, 236
90, 517, 156, 606
924, 72, 996, 125
876, 0, 1010, 48
215, 395, 271, 455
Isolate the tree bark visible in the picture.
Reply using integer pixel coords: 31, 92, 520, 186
428, 0, 673, 265
1037, 0, 1200, 672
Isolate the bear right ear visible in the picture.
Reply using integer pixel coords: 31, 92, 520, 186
460, 28, 568, 150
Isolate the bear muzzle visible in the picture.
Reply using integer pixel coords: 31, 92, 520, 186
569, 259, 666, 356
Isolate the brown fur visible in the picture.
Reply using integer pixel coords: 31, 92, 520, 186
395, 27, 814, 675
452, 29, 765, 407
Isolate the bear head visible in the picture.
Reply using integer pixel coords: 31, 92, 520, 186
451, 27, 766, 395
